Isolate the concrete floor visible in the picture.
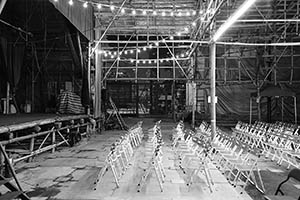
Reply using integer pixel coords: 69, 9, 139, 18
11, 119, 253, 200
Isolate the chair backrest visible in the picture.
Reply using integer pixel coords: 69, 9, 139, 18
275, 168, 300, 200
288, 168, 300, 182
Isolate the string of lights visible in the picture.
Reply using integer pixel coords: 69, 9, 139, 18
52, 0, 204, 62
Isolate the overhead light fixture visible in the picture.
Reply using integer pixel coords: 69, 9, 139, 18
137, 49, 141, 53
142, 10, 147, 15
186, 11, 190, 16
132, 10, 136, 15
178, 12, 182, 16
97, 4, 101, 9
130, 59, 134, 63
170, 36, 174, 40
130, 50, 134, 54
192, 10, 196, 15
83, 2, 88, 8
162, 11, 166, 16
170, 12, 174, 16
124, 51, 128, 54
143, 60, 146, 64
121, 8, 125, 14
153, 10, 157, 15
184, 27, 189, 32
148, 60, 152, 64
149, 45, 153, 49
143, 47, 147, 51
53, 0, 58, 2
137, 60, 140, 64
192, 22, 196, 27
68, 0, 73, 6
177, 32, 181, 36
213, 0, 256, 41
110, 5, 115, 11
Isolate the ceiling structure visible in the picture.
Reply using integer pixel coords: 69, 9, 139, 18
46, 0, 300, 84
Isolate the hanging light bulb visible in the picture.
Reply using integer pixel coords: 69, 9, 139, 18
170, 11, 174, 16
114, 52, 117, 55
130, 59, 134, 63
132, 10, 136, 15
137, 60, 140, 64
176, 55, 179, 59
186, 11, 190, 16
137, 49, 141, 53
162, 38, 166, 43
148, 60, 152, 64
124, 51, 128, 55
162, 11, 166, 16
97, 4, 102, 9
117, 57, 120, 60
104, 53, 108, 57
143, 60, 146, 64
53, 0, 58, 2
142, 10, 147, 15
111, 55, 114, 59
177, 32, 181, 36
184, 27, 189, 32
143, 46, 147, 51
130, 50, 134, 54
160, 59, 163, 63
149, 45, 153, 49
120, 51, 123, 55
83, 2, 88, 8
68, 0, 73, 6
154, 60, 157, 63
178, 12, 182, 16
192, 10, 196, 15
110, 5, 115, 11
170, 36, 174, 40
180, 53, 184, 57
192, 22, 196, 27
121, 8, 125, 14
153, 10, 157, 15
155, 41, 159, 46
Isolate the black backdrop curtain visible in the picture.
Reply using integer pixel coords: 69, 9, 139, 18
0, 37, 25, 89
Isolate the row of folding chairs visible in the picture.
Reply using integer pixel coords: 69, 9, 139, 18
137, 120, 166, 192
173, 122, 214, 192
211, 128, 266, 194
233, 121, 300, 169
93, 121, 144, 190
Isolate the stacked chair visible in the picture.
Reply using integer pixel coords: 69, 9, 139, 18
173, 121, 214, 192
233, 121, 300, 169
93, 121, 143, 190
137, 120, 166, 192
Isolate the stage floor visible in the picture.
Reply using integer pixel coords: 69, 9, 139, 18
10, 119, 253, 200
0, 113, 70, 126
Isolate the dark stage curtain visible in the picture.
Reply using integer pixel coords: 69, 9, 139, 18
0, 37, 25, 89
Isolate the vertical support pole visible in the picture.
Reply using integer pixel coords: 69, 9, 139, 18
135, 35, 138, 80
156, 36, 159, 80
209, 42, 216, 140
172, 81, 175, 122
136, 82, 139, 117
294, 96, 297, 124
29, 137, 35, 162
281, 97, 284, 122
192, 81, 196, 129
52, 129, 56, 153
250, 98, 252, 124
87, 42, 91, 115
95, 45, 102, 128
6, 82, 10, 114
257, 88, 261, 121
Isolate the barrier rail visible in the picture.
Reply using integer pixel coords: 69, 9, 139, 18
0, 115, 97, 168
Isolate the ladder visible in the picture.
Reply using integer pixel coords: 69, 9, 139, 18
107, 97, 128, 130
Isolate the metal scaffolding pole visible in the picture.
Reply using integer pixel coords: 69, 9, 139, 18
209, 42, 216, 140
